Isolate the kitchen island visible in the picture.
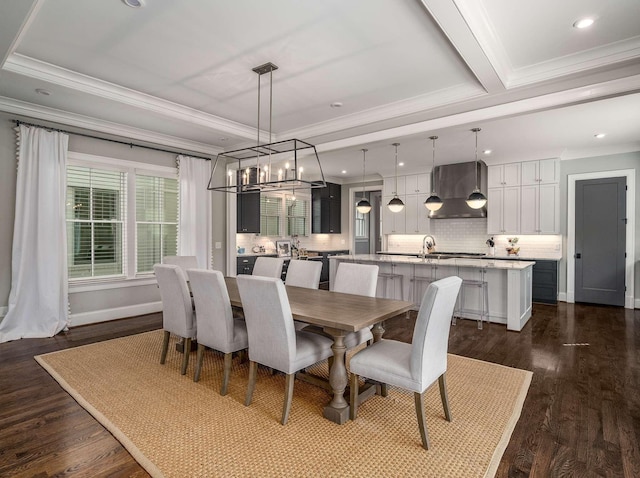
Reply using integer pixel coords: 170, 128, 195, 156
329, 254, 534, 332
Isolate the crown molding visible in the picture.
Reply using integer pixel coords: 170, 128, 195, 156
0, 0, 43, 67
455, 0, 640, 89
560, 142, 640, 161
507, 37, 640, 88
282, 83, 486, 140
3, 53, 261, 141
0, 96, 224, 156
314, 74, 640, 154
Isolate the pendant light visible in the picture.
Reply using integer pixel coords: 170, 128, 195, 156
387, 143, 405, 213
466, 127, 487, 209
424, 135, 443, 211
356, 148, 372, 214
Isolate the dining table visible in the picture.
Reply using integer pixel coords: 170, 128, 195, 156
225, 276, 414, 424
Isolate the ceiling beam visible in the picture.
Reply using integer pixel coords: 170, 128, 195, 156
419, 0, 506, 94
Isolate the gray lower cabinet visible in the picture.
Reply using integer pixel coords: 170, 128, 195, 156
532, 260, 558, 304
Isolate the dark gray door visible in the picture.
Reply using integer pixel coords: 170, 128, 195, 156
575, 177, 626, 306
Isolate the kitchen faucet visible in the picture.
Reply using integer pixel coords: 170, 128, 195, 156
421, 235, 436, 257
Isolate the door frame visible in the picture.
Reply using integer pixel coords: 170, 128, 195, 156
567, 169, 635, 308
348, 185, 383, 255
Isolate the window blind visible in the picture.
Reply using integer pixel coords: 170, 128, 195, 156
136, 175, 178, 274
66, 166, 126, 279
260, 195, 282, 236
286, 197, 308, 236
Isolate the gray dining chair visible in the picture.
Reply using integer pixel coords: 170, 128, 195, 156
349, 276, 462, 450
285, 260, 322, 289
285, 260, 323, 331
236, 275, 334, 425
163, 255, 200, 279
252, 256, 285, 278
333, 262, 379, 349
153, 264, 197, 375
188, 269, 248, 395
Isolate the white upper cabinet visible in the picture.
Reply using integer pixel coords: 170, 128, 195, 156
488, 163, 521, 188
487, 186, 520, 235
383, 176, 406, 196
404, 195, 430, 234
382, 195, 406, 234
521, 159, 558, 185
520, 183, 560, 234
405, 173, 431, 194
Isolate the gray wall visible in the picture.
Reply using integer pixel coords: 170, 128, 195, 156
0, 113, 227, 318
559, 152, 640, 300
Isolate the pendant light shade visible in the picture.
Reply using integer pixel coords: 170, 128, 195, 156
356, 148, 372, 214
387, 143, 405, 213
424, 135, 443, 211
466, 128, 487, 209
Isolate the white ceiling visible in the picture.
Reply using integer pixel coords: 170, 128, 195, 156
0, 0, 639, 180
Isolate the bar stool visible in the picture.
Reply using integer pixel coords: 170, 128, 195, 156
453, 268, 489, 329
410, 263, 437, 307
378, 263, 404, 300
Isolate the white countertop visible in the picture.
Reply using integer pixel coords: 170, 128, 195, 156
331, 254, 535, 270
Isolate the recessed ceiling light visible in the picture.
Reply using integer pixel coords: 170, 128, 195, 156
219, 137, 228, 142
573, 17, 595, 29
330, 102, 343, 108
122, 0, 145, 7
483, 149, 492, 155
594, 133, 606, 139
341, 170, 347, 174
35, 88, 51, 96
398, 162, 404, 166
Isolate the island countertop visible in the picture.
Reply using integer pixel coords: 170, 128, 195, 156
331, 254, 535, 270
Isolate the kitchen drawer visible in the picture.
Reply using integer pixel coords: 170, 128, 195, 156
532, 260, 558, 304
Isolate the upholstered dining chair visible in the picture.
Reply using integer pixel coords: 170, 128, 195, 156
332, 262, 379, 349
349, 276, 462, 450
236, 275, 334, 425
188, 269, 248, 395
252, 256, 285, 279
284, 259, 322, 289
153, 264, 197, 375
163, 255, 200, 279
285, 260, 323, 331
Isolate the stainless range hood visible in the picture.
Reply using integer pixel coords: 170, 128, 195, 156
429, 161, 487, 219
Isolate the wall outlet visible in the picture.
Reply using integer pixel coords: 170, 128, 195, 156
215, 242, 222, 249
341, 239, 345, 244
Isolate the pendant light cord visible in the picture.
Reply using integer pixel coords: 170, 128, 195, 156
361, 148, 368, 198
472, 128, 481, 189
430, 135, 438, 193
393, 143, 399, 195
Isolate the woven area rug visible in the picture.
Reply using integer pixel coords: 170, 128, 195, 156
35, 330, 532, 478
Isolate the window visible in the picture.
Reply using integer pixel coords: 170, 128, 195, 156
260, 195, 282, 236
66, 166, 125, 279
66, 153, 178, 282
286, 197, 308, 236
355, 209, 369, 239
136, 175, 178, 274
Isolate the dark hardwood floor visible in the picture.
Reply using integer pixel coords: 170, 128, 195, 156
1, 302, 639, 477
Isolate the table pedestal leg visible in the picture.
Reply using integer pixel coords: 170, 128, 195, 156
322, 327, 350, 424
371, 322, 388, 397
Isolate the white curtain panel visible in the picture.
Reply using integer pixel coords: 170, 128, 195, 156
177, 155, 213, 268
0, 125, 69, 342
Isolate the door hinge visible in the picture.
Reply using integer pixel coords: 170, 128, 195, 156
624, 218, 628, 225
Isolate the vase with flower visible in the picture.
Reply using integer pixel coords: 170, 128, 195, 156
506, 237, 520, 256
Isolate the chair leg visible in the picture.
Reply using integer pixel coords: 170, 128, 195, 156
220, 352, 232, 396
160, 330, 170, 364
180, 338, 191, 375
350, 372, 360, 420
438, 373, 453, 422
245, 361, 258, 406
281, 373, 295, 425
414, 391, 431, 450
194, 343, 205, 382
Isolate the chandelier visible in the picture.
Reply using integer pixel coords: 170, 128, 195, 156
208, 62, 326, 193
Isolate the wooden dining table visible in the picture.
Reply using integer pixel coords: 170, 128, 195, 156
225, 276, 414, 424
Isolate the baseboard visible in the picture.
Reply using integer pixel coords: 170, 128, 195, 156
557, 292, 567, 303
635, 298, 640, 310
69, 301, 162, 327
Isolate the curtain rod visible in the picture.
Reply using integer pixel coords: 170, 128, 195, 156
13, 119, 212, 161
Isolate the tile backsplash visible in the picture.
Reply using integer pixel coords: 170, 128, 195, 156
236, 233, 349, 253
386, 218, 562, 258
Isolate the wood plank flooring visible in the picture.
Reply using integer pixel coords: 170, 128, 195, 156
1, 303, 639, 477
